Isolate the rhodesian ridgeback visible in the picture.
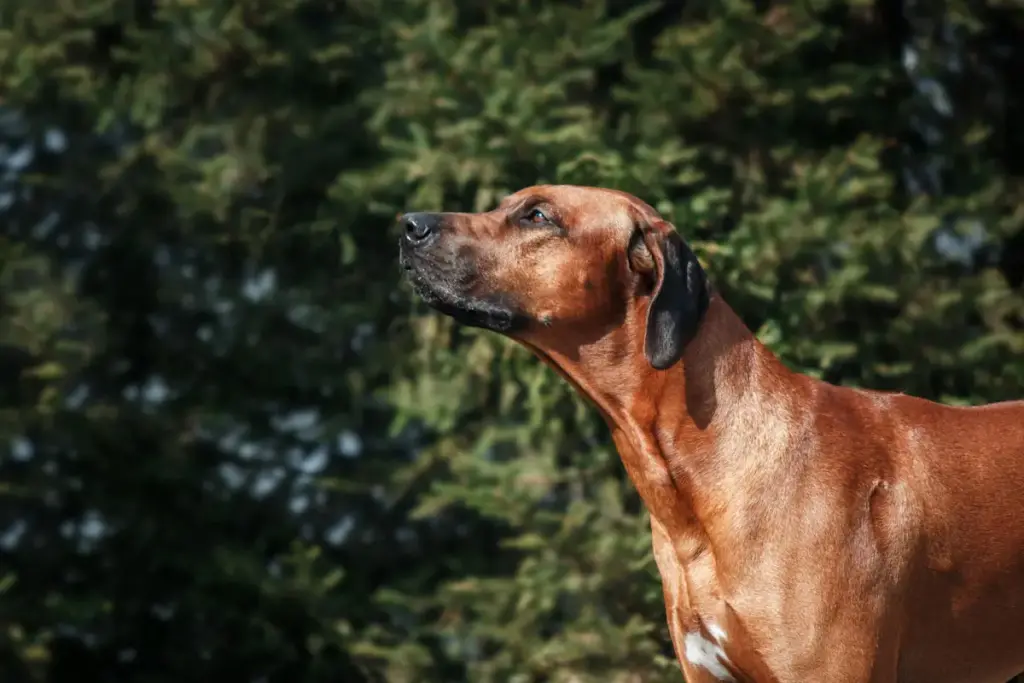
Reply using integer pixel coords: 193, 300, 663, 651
397, 184, 1024, 682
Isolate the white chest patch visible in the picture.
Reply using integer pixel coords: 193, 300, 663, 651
683, 624, 734, 681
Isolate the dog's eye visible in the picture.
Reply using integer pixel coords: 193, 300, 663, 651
522, 208, 549, 226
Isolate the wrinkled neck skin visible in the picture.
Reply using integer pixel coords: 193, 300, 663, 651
518, 293, 804, 578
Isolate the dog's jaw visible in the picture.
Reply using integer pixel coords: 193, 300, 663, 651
400, 245, 527, 333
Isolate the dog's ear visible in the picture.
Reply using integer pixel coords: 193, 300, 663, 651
629, 221, 709, 370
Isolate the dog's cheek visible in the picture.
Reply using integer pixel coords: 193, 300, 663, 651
530, 258, 595, 322
477, 249, 527, 307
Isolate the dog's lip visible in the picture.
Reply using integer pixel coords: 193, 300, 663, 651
400, 259, 434, 290
398, 258, 526, 333
399, 255, 446, 301
398, 244, 419, 273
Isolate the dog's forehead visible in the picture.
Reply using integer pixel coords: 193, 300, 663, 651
498, 185, 651, 217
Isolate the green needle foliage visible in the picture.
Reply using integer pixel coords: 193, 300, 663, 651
0, 1, 1022, 682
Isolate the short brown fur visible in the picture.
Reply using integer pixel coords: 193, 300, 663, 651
398, 184, 1024, 683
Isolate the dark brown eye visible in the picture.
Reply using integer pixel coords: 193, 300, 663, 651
522, 208, 548, 225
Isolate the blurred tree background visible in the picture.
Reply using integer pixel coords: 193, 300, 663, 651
0, 0, 1022, 681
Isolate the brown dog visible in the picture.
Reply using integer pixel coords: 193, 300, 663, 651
398, 185, 1024, 683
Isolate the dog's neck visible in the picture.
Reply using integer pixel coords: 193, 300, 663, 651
523, 294, 806, 566
656, 297, 805, 546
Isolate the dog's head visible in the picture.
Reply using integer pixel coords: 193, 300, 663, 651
398, 185, 709, 369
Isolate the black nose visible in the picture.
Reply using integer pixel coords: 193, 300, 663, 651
401, 212, 440, 244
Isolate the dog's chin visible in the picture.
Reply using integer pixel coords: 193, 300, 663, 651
423, 293, 524, 333
403, 267, 526, 334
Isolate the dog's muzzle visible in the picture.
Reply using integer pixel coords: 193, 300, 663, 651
397, 213, 527, 333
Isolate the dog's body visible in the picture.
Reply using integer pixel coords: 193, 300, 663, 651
398, 184, 1024, 682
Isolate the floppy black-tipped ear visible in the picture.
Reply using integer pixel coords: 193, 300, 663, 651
635, 225, 709, 370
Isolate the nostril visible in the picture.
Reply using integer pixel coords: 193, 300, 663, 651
401, 213, 437, 243
407, 220, 429, 240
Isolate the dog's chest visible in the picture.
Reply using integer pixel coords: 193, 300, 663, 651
654, 537, 783, 683
674, 604, 777, 683
681, 621, 737, 681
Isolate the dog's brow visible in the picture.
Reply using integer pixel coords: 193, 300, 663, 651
503, 194, 551, 215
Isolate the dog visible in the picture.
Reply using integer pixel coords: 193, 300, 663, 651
398, 184, 1024, 682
